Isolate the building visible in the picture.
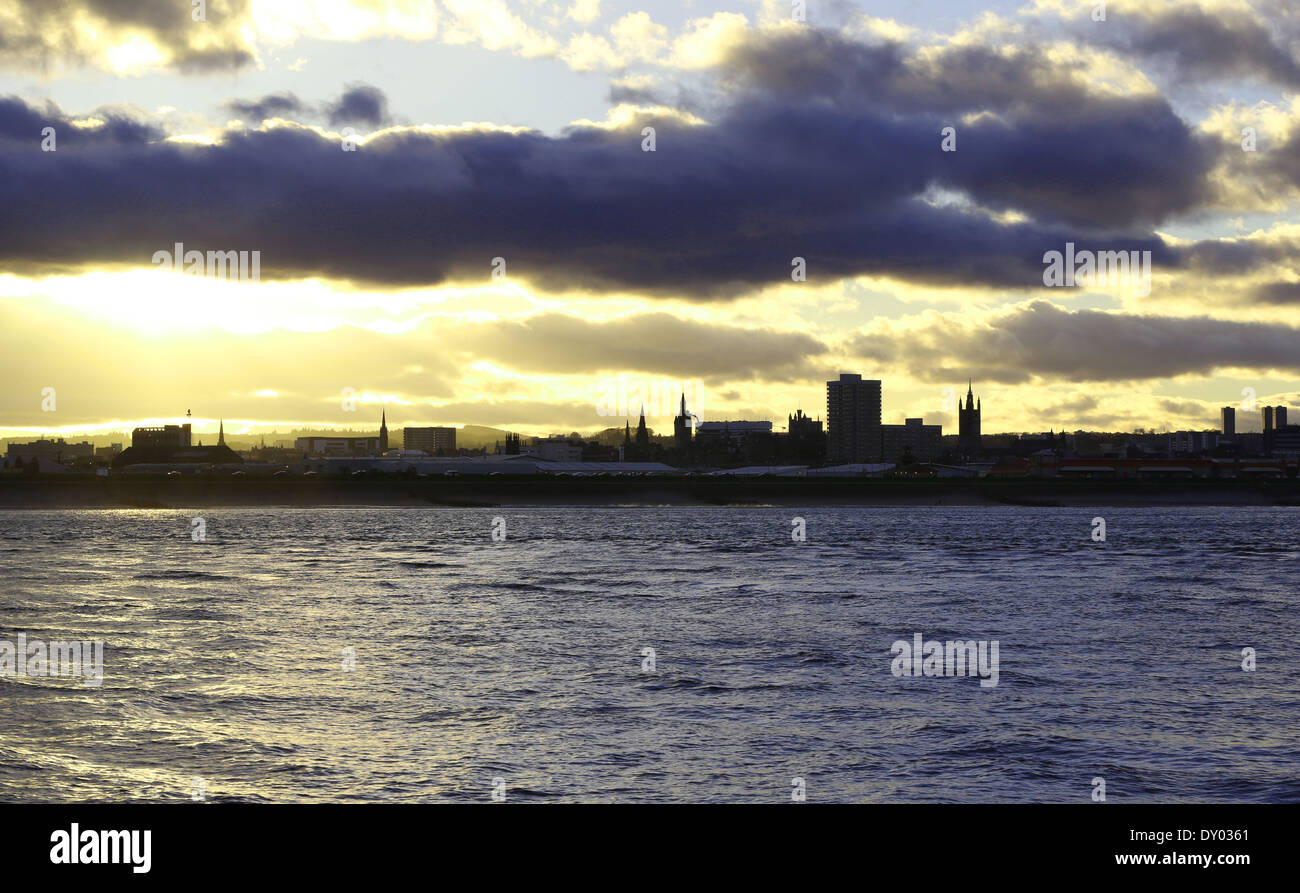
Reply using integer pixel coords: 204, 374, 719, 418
295, 436, 383, 457
1169, 430, 1219, 455
1221, 406, 1235, 436
776, 409, 825, 464
113, 421, 240, 469
529, 437, 584, 461
635, 407, 650, 457
622, 406, 654, 461
958, 382, 982, 457
1032, 456, 1293, 480
881, 418, 943, 463
403, 426, 457, 456
788, 409, 822, 438
302, 455, 681, 476
1261, 406, 1291, 456
673, 392, 693, 450
132, 424, 192, 450
694, 420, 774, 465
5, 438, 96, 464
1230, 432, 1266, 457
826, 373, 881, 463
1271, 424, 1300, 458
295, 411, 387, 457
695, 421, 773, 445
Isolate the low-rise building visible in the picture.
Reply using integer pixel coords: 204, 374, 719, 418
1169, 430, 1219, 455
295, 436, 383, 457
6, 439, 96, 464
527, 437, 584, 462
881, 418, 942, 463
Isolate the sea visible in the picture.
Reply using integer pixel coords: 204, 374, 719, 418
1, 506, 1296, 803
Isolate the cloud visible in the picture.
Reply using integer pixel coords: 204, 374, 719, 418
560, 33, 624, 72
0, 97, 164, 147
442, 312, 828, 380
224, 92, 307, 122
0, 295, 823, 429
326, 84, 392, 127
1156, 397, 1211, 417
1254, 282, 1300, 304
850, 301, 1300, 383
223, 84, 392, 129
566, 0, 602, 26
440, 0, 559, 58
0, 0, 257, 74
670, 12, 751, 69
611, 12, 669, 63
718, 28, 1214, 228
0, 23, 1282, 305
1079, 1, 1300, 90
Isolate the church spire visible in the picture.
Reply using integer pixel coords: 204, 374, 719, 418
218, 419, 225, 446
634, 404, 650, 455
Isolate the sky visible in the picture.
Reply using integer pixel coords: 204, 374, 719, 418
2, 0, 1299, 442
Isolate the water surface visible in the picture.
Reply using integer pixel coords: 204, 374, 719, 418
1, 506, 1296, 803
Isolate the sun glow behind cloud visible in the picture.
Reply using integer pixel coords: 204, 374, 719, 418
0, 271, 555, 335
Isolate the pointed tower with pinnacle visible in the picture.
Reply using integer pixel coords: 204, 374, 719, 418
958, 380, 981, 458
673, 391, 692, 450
635, 404, 650, 459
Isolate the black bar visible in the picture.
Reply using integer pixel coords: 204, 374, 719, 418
3, 804, 1279, 880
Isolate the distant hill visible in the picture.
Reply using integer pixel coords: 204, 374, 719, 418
454, 425, 514, 450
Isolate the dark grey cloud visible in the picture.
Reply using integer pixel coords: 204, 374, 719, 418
0, 27, 1242, 298
0, 97, 164, 146
607, 83, 664, 106
1174, 233, 1300, 283
326, 84, 391, 127
1089, 4, 1300, 89
224, 84, 391, 127
852, 302, 1300, 383
224, 92, 307, 121
1253, 282, 1300, 304
718, 29, 1216, 229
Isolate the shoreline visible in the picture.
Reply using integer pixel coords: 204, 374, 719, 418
1, 474, 1298, 508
